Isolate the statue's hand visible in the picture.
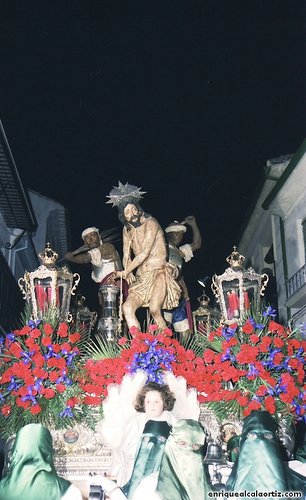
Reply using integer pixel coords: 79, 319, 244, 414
182, 215, 196, 226
126, 273, 136, 285
166, 262, 179, 279
115, 270, 126, 279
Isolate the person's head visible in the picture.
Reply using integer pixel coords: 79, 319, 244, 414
123, 203, 143, 228
116, 200, 145, 227
135, 382, 176, 417
81, 227, 101, 248
165, 222, 186, 247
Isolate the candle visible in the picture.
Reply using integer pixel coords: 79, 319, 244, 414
227, 290, 239, 317
35, 283, 46, 311
244, 290, 250, 310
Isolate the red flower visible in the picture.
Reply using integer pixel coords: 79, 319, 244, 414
242, 320, 254, 334
129, 326, 140, 337
264, 395, 276, 414
30, 328, 41, 339
258, 337, 272, 352
84, 395, 102, 405
67, 397, 79, 407
61, 343, 71, 352
56, 383, 66, 393
48, 370, 60, 382
273, 337, 284, 348
203, 349, 216, 363
57, 323, 68, 338
69, 332, 81, 343
256, 385, 268, 397
16, 325, 31, 336
47, 358, 67, 370
250, 334, 260, 344
148, 324, 158, 333
8, 342, 23, 358
237, 395, 249, 406
273, 352, 284, 365
32, 367, 48, 379
236, 344, 259, 364
268, 320, 285, 336
16, 398, 31, 409
32, 353, 45, 367
43, 323, 54, 335
118, 337, 128, 346
162, 327, 173, 337
243, 400, 262, 416
41, 337, 52, 347
1, 405, 11, 416
30, 404, 42, 415
43, 388, 56, 399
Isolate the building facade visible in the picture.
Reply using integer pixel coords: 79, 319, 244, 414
238, 139, 306, 329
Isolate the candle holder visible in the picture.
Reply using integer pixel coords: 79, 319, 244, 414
211, 247, 269, 325
18, 243, 80, 322
193, 288, 220, 335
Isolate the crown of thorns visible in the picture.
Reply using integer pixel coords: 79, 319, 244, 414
106, 181, 146, 207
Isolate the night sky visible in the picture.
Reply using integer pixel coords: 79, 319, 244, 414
0, 0, 305, 309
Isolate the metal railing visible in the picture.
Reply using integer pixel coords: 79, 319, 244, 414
286, 264, 306, 299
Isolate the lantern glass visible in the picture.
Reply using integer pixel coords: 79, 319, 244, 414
212, 247, 269, 324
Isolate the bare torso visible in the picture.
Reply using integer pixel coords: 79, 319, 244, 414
123, 216, 166, 273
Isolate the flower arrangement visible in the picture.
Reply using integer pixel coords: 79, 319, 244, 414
197, 307, 306, 424
0, 315, 103, 438
2, 305, 304, 438
83, 308, 306, 425
80, 324, 202, 404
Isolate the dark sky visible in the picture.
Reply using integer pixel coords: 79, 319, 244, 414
0, 0, 305, 308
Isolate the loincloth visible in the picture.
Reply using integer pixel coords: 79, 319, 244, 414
128, 267, 181, 310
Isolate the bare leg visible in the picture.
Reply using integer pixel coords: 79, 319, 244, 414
148, 273, 167, 329
122, 294, 143, 330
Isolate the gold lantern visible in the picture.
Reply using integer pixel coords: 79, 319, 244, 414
18, 243, 80, 322
192, 291, 220, 335
211, 247, 269, 325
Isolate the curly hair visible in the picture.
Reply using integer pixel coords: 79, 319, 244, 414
135, 382, 176, 413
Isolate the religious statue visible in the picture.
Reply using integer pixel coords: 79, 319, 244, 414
95, 371, 208, 500
106, 182, 181, 330
163, 216, 202, 338
64, 226, 122, 307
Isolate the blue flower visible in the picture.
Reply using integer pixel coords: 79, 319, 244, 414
59, 406, 74, 418
221, 348, 236, 362
246, 363, 259, 378
222, 325, 237, 340
263, 306, 277, 318
21, 350, 35, 365
130, 340, 175, 383
44, 346, 60, 360
28, 319, 41, 328
7, 377, 21, 392
21, 386, 37, 405
6, 332, 16, 342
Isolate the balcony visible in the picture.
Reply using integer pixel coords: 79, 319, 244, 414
286, 264, 306, 308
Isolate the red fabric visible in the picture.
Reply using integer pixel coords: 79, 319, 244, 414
185, 298, 194, 332
100, 272, 129, 300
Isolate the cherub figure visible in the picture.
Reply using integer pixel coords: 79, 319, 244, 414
96, 371, 201, 498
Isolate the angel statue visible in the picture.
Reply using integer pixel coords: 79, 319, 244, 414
94, 371, 212, 499
106, 182, 181, 331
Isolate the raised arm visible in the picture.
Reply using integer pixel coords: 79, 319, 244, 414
182, 215, 202, 252
64, 251, 91, 264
